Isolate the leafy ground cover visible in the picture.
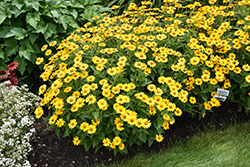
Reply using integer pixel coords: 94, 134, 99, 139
27, 102, 250, 166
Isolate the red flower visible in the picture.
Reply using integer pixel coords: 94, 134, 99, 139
7, 77, 18, 86
7, 62, 18, 71
0, 70, 9, 80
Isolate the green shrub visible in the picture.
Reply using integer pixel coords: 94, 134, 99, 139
0, 0, 112, 92
35, 0, 250, 155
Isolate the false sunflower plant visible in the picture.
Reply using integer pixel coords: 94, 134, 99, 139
35, 0, 250, 154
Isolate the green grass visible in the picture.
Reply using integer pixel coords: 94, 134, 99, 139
98, 121, 250, 167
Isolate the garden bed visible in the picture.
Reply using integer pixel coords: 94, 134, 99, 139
27, 102, 250, 167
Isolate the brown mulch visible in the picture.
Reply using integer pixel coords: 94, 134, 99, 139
27, 102, 250, 167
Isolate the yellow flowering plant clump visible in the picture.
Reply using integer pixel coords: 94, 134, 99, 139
35, 0, 250, 154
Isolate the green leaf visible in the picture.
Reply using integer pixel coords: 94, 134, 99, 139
0, 26, 11, 38
35, 19, 48, 34
44, 23, 57, 39
0, 45, 4, 59
58, 15, 68, 30
65, 15, 79, 28
4, 38, 18, 47
50, 9, 61, 18
29, 33, 39, 43
55, 128, 61, 139
69, 9, 78, 19
4, 38, 19, 57
128, 135, 136, 147
19, 44, 34, 61
0, 13, 6, 24
26, 12, 40, 29
93, 138, 99, 148
138, 132, 147, 143
5, 45, 19, 57
10, 27, 27, 40
63, 128, 71, 138
98, 132, 105, 140
15, 57, 28, 75
12, 0, 24, 10
148, 138, 154, 147
240, 81, 250, 89
25, 0, 40, 11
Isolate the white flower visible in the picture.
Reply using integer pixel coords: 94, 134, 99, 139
0, 81, 41, 167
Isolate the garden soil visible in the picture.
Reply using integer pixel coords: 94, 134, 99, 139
27, 102, 250, 167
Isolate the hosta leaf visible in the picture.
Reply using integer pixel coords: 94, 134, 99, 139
19, 43, 34, 61
0, 13, 6, 24
35, 19, 48, 34
0, 26, 13, 38
44, 23, 57, 39
15, 56, 27, 75
26, 12, 40, 29
0, 45, 4, 59
10, 27, 27, 40
25, 0, 40, 11
12, 0, 24, 10
65, 15, 79, 28
29, 33, 39, 43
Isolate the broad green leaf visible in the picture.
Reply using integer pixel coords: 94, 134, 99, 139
44, 23, 57, 39
35, 19, 48, 34
19, 44, 34, 61
65, 15, 79, 28
26, 12, 40, 29
0, 45, 4, 59
69, 9, 78, 19
25, 0, 40, 11
4, 38, 19, 57
0, 26, 13, 38
3, 38, 18, 47
50, 9, 60, 18
12, 0, 24, 10
0, 13, 6, 24
10, 27, 27, 40
29, 33, 39, 43
15, 57, 28, 75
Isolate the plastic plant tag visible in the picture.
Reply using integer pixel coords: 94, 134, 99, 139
216, 88, 229, 96
214, 95, 227, 102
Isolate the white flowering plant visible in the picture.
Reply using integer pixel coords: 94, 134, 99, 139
0, 81, 41, 167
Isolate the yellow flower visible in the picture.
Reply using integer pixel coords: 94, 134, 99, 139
97, 99, 108, 109
68, 119, 77, 129
245, 75, 250, 83
174, 108, 182, 116
34, 107, 44, 119
113, 136, 122, 146
103, 138, 111, 147
64, 87, 72, 93
41, 44, 48, 51
36, 57, 44, 65
66, 96, 76, 104
107, 67, 117, 76
86, 94, 96, 104
155, 134, 164, 142
73, 136, 81, 146
119, 143, 125, 150
56, 118, 65, 127
80, 122, 89, 132
162, 121, 169, 130
190, 56, 200, 65
45, 49, 52, 56
49, 115, 58, 125
87, 125, 97, 134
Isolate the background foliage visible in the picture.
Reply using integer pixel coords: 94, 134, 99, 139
0, 0, 112, 92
